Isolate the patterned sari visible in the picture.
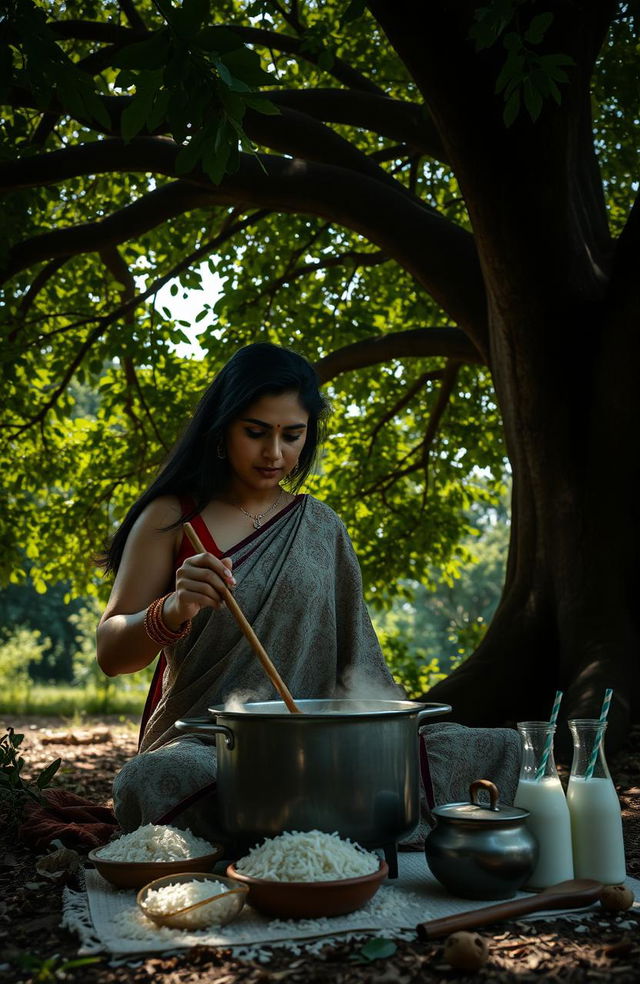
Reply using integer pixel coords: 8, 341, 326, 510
113, 495, 401, 838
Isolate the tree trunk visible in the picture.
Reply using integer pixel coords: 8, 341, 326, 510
368, 2, 639, 754
427, 302, 640, 756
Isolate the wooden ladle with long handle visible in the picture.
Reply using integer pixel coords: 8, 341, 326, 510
183, 522, 301, 714
416, 878, 603, 940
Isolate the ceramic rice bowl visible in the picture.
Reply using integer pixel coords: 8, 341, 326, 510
87, 846, 224, 890
225, 859, 389, 919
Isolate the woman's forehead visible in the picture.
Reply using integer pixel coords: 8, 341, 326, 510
239, 390, 308, 424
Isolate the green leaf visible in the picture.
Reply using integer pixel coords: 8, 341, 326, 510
120, 79, 159, 142
175, 132, 205, 175
112, 32, 171, 70
215, 58, 234, 88
218, 47, 274, 87
146, 89, 171, 131
341, 0, 367, 26
318, 48, 336, 71
503, 31, 522, 52
35, 757, 61, 788
243, 94, 281, 116
59, 958, 102, 971
182, 0, 210, 32
495, 53, 524, 94
196, 27, 243, 54
202, 128, 231, 184
219, 85, 246, 121
539, 53, 575, 83
115, 68, 136, 89
525, 12, 554, 45
55, 74, 86, 122
358, 938, 397, 961
523, 79, 543, 121
80, 88, 112, 131
503, 88, 520, 127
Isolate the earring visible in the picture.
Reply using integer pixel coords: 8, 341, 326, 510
216, 441, 226, 460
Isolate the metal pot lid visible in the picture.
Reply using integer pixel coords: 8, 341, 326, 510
208, 698, 451, 719
432, 779, 530, 823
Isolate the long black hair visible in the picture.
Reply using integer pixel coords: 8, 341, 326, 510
103, 343, 330, 574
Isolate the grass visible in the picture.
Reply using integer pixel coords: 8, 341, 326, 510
0, 683, 147, 717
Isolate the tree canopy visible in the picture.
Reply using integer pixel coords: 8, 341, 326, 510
0, 0, 509, 599
1, 0, 639, 744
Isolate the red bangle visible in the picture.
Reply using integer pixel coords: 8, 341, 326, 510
144, 594, 192, 646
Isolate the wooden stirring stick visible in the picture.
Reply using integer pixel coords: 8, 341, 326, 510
416, 878, 603, 940
183, 522, 301, 714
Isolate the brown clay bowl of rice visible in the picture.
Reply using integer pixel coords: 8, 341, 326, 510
137, 872, 248, 929
88, 824, 223, 889
226, 830, 389, 918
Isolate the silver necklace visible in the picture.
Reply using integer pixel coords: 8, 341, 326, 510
236, 489, 285, 529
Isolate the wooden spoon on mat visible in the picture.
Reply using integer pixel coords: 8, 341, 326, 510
416, 878, 603, 940
183, 522, 301, 714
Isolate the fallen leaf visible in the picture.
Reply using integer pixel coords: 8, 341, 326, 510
36, 847, 81, 883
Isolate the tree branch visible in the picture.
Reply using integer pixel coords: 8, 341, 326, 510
13, 259, 67, 331
14, 85, 445, 164
241, 248, 387, 312
244, 104, 423, 200
47, 19, 385, 95
0, 138, 488, 351
5, 209, 271, 436
366, 369, 445, 456
358, 443, 425, 498
9, 86, 427, 202
316, 326, 484, 382
355, 360, 460, 501
117, 0, 147, 31
111, 259, 170, 451
2, 181, 216, 283
270, 89, 446, 162
420, 359, 461, 505
99, 246, 146, 433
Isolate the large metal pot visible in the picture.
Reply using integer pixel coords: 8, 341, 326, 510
175, 698, 450, 851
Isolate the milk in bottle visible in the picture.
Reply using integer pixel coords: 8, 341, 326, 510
567, 719, 626, 884
514, 721, 574, 889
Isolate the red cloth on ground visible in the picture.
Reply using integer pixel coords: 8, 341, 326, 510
19, 788, 119, 850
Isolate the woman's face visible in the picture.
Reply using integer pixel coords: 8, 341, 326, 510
224, 391, 309, 494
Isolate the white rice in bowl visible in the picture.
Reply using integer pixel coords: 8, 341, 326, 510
234, 829, 380, 882
142, 878, 238, 929
96, 824, 215, 862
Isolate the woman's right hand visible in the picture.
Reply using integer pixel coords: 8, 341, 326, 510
164, 552, 236, 627
97, 497, 236, 676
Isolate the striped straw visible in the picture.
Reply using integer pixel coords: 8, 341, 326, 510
535, 689, 563, 780
584, 688, 613, 780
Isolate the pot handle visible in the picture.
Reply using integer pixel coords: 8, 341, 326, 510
470, 778, 500, 811
416, 703, 452, 731
175, 717, 235, 750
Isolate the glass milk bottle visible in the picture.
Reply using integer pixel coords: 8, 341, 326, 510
514, 722, 574, 889
567, 719, 626, 884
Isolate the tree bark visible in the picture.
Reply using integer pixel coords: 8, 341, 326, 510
368, 0, 639, 751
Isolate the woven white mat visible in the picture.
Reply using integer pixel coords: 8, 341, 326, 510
62, 853, 640, 958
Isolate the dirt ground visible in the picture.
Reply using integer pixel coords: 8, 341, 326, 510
1, 716, 639, 983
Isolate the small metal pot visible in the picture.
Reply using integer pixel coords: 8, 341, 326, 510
176, 698, 450, 851
424, 779, 538, 900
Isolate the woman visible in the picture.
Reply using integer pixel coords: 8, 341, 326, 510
98, 342, 401, 840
